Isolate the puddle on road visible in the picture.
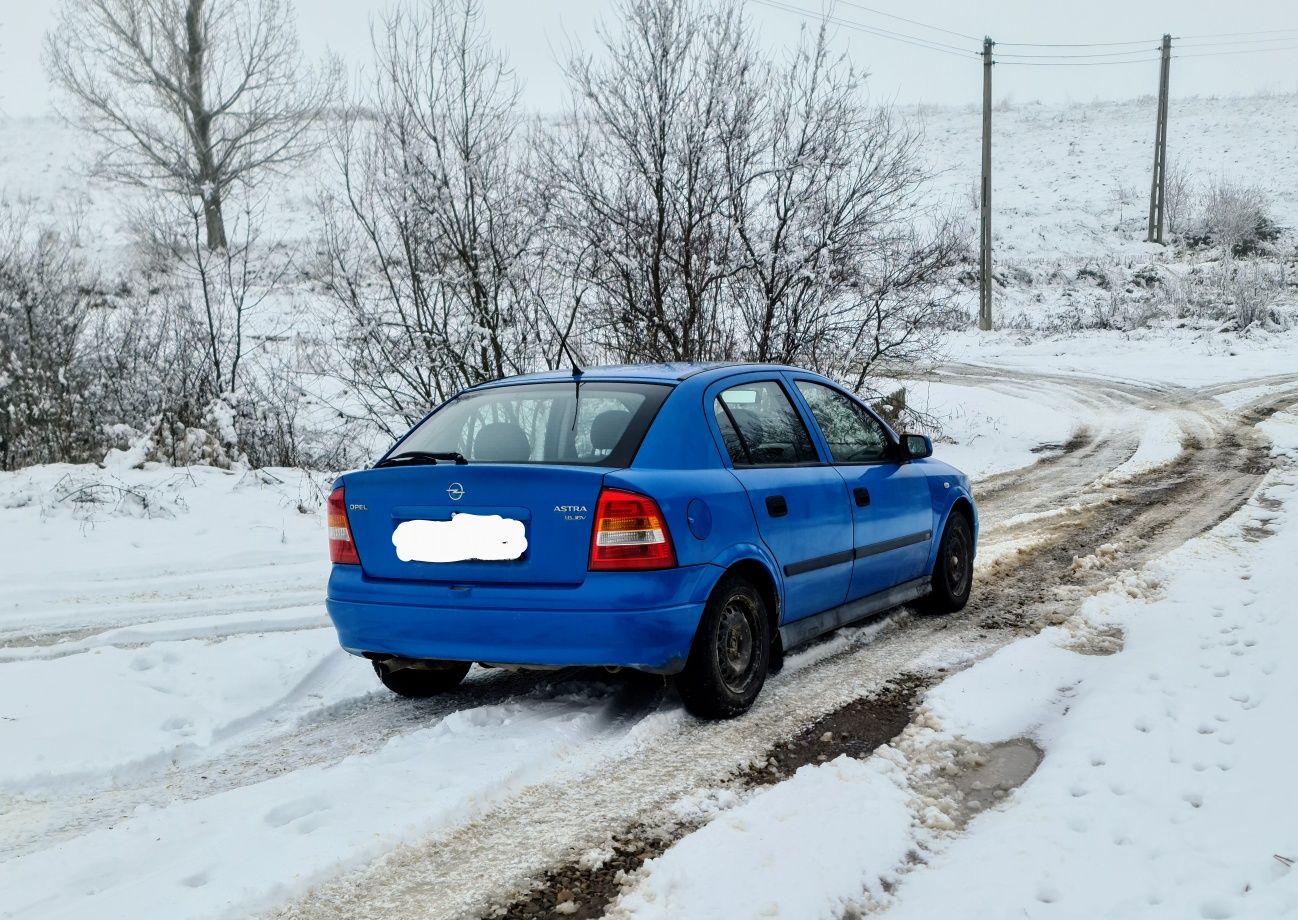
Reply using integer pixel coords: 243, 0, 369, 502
946, 739, 1045, 821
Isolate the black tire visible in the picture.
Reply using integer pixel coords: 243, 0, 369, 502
676, 575, 770, 719
373, 659, 472, 698
917, 512, 974, 615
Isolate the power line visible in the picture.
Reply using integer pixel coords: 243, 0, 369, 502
831, 0, 979, 43
748, 0, 979, 58
1175, 28, 1298, 40
1176, 45, 1298, 59
748, 3, 1298, 67
998, 57, 1162, 67
997, 38, 1160, 49
997, 47, 1162, 60
1174, 36, 1298, 48
750, 0, 974, 55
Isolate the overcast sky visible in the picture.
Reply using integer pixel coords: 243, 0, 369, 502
2, 0, 1296, 117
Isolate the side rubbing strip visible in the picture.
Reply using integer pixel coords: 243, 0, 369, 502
783, 549, 855, 578
854, 530, 932, 560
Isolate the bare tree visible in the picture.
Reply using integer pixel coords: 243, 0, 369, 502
542, 2, 963, 376
539, 0, 751, 363
45, 0, 337, 249
720, 25, 945, 366
321, 0, 553, 435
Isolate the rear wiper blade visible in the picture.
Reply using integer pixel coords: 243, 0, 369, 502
374, 450, 469, 468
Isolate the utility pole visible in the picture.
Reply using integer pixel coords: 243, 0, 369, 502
1146, 33, 1172, 243
979, 37, 994, 331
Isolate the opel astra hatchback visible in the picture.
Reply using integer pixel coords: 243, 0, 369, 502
326, 363, 977, 718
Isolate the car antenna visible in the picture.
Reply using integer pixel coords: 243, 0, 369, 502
560, 337, 584, 376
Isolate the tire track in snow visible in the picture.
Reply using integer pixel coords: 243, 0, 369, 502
8, 370, 1292, 917
267, 376, 1298, 920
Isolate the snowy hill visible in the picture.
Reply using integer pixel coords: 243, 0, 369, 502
5, 91, 1296, 337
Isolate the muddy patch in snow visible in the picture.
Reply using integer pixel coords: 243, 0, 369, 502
744, 675, 929, 787
487, 677, 928, 920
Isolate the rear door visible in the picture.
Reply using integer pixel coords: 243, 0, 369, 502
710, 378, 853, 622
789, 379, 933, 600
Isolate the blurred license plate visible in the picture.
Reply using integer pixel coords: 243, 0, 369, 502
392, 513, 527, 563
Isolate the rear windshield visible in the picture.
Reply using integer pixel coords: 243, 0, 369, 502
391, 381, 672, 466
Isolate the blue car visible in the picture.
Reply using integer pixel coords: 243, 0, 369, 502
326, 363, 977, 718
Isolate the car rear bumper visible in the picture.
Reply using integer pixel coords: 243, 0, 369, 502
325, 564, 719, 673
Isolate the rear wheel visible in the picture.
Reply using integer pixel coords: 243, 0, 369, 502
373, 659, 472, 698
917, 512, 974, 615
676, 575, 770, 719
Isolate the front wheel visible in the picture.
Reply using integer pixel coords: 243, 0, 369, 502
917, 513, 974, 615
373, 659, 472, 698
676, 575, 770, 719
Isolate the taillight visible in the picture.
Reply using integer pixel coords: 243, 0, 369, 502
327, 486, 360, 565
589, 488, 677, 571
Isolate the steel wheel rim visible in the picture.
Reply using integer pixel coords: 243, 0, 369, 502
946, 526, 971, 596
716, 595, 759, 693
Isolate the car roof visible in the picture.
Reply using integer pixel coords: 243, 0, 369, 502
468, 362, 817, 389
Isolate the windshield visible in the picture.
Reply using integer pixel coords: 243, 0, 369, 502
388, 381, 673, 467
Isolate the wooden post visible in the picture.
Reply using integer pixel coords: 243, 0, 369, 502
979, 37, 994, 330
1146, 34, 1172, 243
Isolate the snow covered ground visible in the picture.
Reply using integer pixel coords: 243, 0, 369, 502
2, 351, 1292, 918
605, 406, 1298, 920
0, 367, 1095, 914
3, 88, 1297, 919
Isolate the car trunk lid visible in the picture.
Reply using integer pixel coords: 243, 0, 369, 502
343, 464, 605, 585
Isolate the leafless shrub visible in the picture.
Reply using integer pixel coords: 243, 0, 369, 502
1226, 262, 1286, 329
1150, 261, 1289, 330
1107, 175, 1137, 226
1187, 178, 1280, 257
0, 205, 104, 470
84, 290, 216, 439
1162, 160, 1194, 237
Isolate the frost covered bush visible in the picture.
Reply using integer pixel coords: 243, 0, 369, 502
1151, 261, 1290, 331
84, 292, 219, 445
1186, 179, 1280, 257
1224, 263, 1287, 330
0, 211, 104, 470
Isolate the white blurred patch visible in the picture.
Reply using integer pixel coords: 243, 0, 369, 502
392, 514, 527, 563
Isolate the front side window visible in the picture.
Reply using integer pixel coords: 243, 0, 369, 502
794, 381, 891, 463
714, 381, 818, 466
393, 381, 671, 466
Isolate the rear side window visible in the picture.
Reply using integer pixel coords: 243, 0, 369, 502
715, 381, 818, 466
394, 381, 671, 466
795, 380, 892, 463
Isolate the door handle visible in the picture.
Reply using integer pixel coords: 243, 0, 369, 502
853, 486, 871, 507
765, 495, 789, 517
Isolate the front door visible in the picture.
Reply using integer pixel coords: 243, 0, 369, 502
790, 379, 933, 601
711, 379, 854, 622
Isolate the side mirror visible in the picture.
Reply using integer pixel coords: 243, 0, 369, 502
902, 433, 933, 460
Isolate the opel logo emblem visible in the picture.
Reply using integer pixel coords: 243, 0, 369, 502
447, 482, 465, 501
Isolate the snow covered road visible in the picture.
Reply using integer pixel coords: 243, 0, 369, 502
2, 365, 1295, 920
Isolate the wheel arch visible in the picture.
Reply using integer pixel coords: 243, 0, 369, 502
928, 492, 978, 573
719, 558, 781, 643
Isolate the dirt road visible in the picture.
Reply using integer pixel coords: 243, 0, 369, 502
263, 368, 1298, 920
